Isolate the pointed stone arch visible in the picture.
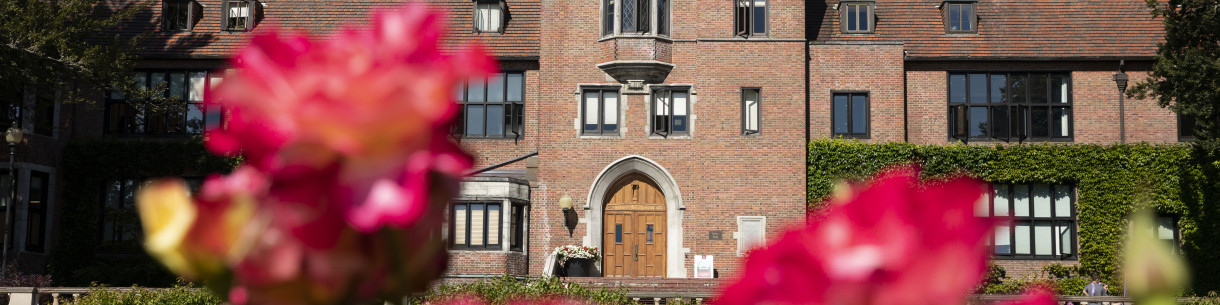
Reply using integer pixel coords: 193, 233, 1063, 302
585, 155, 685, 278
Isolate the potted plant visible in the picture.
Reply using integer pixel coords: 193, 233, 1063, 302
554, 245, 600, 277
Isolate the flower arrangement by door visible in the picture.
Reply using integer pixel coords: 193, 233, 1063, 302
554, 245, 601, 277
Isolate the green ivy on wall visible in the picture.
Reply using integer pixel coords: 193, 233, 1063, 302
51, 139, 237, 287
807, 139, 1220, 295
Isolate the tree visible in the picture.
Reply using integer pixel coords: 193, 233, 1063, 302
1128, 0, 1220, 145
0, 0, 151, 112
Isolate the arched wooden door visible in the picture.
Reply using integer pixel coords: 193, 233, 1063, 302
603, 173, 666, 277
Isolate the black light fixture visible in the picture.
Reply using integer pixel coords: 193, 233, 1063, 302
559, 194, 578, 236
1114, 60, 1128, 144
2, 121, 23, 276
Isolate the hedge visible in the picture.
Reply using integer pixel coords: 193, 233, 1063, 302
411, 275, 631, 305
807, 139, 1220, 295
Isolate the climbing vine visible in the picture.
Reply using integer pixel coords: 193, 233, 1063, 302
807, 139, 1220, 294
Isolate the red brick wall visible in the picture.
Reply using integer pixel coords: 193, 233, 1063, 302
901, 60, 1176, 145
526, 0, 808, 279
459, 60, 542, 170
994, 260, 1079, 281
448, 251, 530, 276
809, 43, 905, 142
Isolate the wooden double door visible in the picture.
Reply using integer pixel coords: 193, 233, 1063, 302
603, 174, 666, 277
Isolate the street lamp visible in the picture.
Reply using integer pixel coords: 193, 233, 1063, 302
2, 121, 23, 276
1114, 60, 1129, 144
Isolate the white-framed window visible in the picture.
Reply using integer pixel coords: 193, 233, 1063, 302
474, 0, 505, 33
736, 216, 766, 256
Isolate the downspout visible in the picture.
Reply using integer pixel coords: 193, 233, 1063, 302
805, 42, 811, 144
903, 50, 909, 142
1114, 60, 1128, 144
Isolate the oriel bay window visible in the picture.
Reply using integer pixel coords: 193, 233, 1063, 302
582, 89, 620, 135
456, 72, 525, 138
651, 89, 689, 137
451, 201, 527, 251
977, 184, 1077, 259
949, 72, 1072, 142
106, 70, 224, 136
601, 0, 670, 36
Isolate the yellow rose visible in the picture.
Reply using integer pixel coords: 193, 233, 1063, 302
136, 179, 199, 277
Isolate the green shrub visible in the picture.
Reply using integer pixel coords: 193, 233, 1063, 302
411, 275, 630, 305
1183, 291, 1220, 305
807, 139, 1220, 294
66, 280, 222, 305
1042, 263, 1076, 279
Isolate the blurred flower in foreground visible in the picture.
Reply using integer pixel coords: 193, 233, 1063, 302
1125, 210, 1188, 305
716, 165, 1007, 305
137, 4, 494, 305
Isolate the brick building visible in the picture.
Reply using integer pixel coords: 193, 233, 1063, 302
2, 0, 1176, 292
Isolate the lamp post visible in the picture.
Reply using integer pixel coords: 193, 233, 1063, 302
3, 121, 23, 276
1114, 60, 1129, 144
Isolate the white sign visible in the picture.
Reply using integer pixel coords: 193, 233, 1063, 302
694, 255, 714, 278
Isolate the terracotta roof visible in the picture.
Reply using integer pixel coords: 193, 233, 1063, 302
812, 0, 1164, 59
100, 0, 538, 59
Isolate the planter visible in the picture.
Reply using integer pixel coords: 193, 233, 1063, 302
564, 258, 593, 277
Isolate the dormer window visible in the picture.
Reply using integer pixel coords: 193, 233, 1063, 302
223, 0, 258, 32
944, 1, 976, 33
162, 0, 199, 32
474, 0, 506, 33
601, 0, 670, 37
840, 1, 874, 34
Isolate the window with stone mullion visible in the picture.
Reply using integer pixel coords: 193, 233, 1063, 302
582, 89, 619, 135
651, 89, 689, 137
451, 202, 523, 251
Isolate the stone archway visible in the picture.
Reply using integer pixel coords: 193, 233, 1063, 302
585, 156, 685, 278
